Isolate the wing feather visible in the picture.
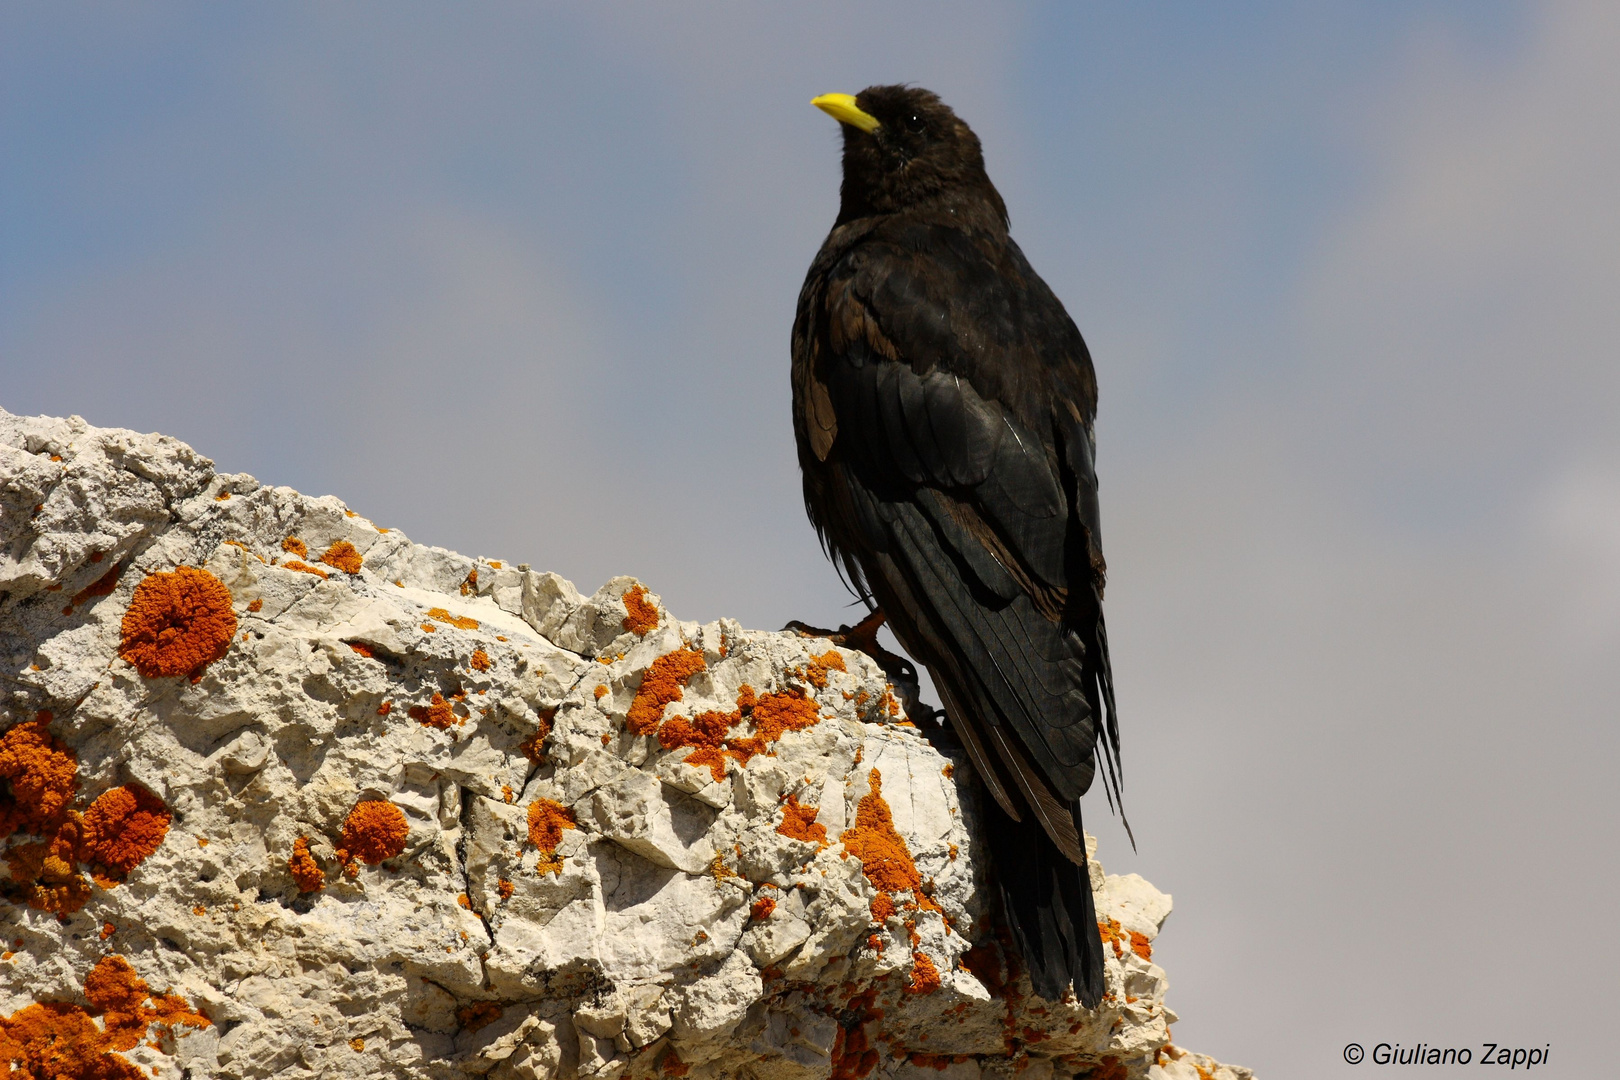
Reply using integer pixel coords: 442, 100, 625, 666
791, 212, 1123, 861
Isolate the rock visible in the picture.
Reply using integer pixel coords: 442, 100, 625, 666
0, 408, 1253, 1080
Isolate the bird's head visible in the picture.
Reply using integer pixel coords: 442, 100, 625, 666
813, 85, 1006, 226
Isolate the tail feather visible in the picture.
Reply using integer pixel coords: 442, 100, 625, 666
993, 800, 1105, 1006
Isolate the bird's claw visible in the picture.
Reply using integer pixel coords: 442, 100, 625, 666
782, 609, 942, 728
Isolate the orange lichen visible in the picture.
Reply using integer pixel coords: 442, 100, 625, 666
1097, 918, 1126, 960
118, 567, 237, 678
247, 598, 263, 612
408, 694, 456, 730
1129, 930, 1153, 961
749, 687, 821, 742
101, 923, 115, 940
283, 560, 329, 579
594, 684, 609, 700
289, 837, 324, 892
839, 769, 937, 912
377, 701, 392, 716
654, 707, 742, 782
320, 540, 362, 574
1088, 1057, 1130, 1080
621, 584, 658, 635
0, 954, 209, 1078
828, 988, 881, 1080
907, 951, 942, 994
348, 642, 375, 658
67, 562, 123, 612
351, 1038, 365, 1052
777, 794, 828, 847
0, 717, 79, 839
801, 649, 847, 688
421, 623, 436, 632
750, 895, 777, 921
652, 683, 822, 783
470, 648, 492, 672
460, 568, 478, 596
908, 1053, 969, 1070
281, 537, 308, 557
80, 784, 170, 879
3, 831, 90, 914
941, 764, 954, 779
340, 801, 408, 865
660, 1048, 692, 1076
517, 708, 554, 762
456, 1001, 502, 1032
870, 893, 896, 922
497, 878, 514, 901
501, 784, 513, 804
527, 799, 575, 851
625, 647, 707, 734
425, 607, 479, 630
215, 491, 230, 501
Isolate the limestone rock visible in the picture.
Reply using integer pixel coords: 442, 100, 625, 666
0, 408, 1252, 1080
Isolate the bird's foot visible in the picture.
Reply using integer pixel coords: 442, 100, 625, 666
782, 609, 942, 727
783, 607, 888, 651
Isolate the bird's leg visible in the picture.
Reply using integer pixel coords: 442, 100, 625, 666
782, 609, 941, 726
782, 606, 887, 654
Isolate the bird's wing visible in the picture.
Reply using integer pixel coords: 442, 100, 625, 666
800, 220, 1121, 856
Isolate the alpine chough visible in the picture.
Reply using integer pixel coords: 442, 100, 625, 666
793, 85, 1124, 1005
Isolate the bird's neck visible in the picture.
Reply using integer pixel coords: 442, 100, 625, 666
835, 188, 1009, 235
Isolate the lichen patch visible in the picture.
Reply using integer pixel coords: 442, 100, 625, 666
0, 955, 209, 1078
425, 607, 479, 631
777, 794, 828, 848
118, 567, 237, 678
0, 717, 78, 839
621, 584, 658, 635
625, 646, 707, 734
527, 798, 576, 875
839, 768, 938, 913
319, 540, 362, 574
289, 837, 324, 893
408, 693, 458, 730
80, 784, 170, 880
339, 801, 408, 866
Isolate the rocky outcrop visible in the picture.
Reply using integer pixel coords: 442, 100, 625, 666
0, 408, 1252, 1080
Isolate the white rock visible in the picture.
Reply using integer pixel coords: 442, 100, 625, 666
0, 408, 1252, 1080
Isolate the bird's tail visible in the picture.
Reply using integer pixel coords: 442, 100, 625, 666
993, 800, 1105, 1006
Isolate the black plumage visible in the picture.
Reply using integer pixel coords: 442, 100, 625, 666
792, 86, 1123, 1005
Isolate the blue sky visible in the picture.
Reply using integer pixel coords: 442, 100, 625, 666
4, 4, 1615, 1074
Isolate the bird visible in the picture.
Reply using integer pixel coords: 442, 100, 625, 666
792, 85, 1123, 1006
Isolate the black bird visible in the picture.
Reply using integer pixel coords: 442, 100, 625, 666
792, 86, 1123, 1005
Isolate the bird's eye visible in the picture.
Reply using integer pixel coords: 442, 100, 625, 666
904, 113, 926, 134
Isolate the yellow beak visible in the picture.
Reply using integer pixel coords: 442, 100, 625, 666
811, 93, 881, 134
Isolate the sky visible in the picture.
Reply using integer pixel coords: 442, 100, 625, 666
4, 2, 1618, 1074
